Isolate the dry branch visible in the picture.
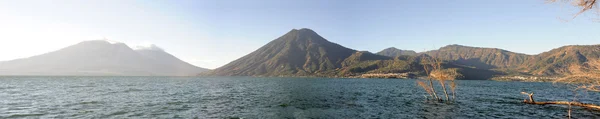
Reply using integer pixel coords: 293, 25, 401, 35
548, 0, 599, 19
417, 81, 433, 98
522, 92, 600, 110
524, 100, 600, 110
418, 56, 462, 101
450, 80, 457, 100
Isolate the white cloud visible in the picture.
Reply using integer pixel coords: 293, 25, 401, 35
134, 44, 164, 51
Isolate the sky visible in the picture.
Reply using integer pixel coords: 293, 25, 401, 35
0, 0, 599, 69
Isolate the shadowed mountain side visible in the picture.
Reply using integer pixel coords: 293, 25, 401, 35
443, 64, 504, 80
335, 54, 501, 79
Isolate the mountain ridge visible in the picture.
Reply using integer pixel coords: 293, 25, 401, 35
203, 29, 500, 79
0, 40, 208, 76
205, 28, 363, 76
421, 44, 600, 77
376, 47, 418, 57
204, 28, 600, 80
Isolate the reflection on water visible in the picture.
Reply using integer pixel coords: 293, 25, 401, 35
1, 76, 600, 118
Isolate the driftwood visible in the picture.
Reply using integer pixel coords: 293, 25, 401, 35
522, 92, 600, 110
524, 101, 600, 109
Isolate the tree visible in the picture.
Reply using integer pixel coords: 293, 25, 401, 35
417, 56, 462, 101
418, 56, 440, 101
548, 0, 598, 19
431, 68, 462, 100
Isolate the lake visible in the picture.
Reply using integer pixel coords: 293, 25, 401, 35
1, 76, 600, 118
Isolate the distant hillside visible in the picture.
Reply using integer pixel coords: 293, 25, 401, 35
423, 44, 533, 70
376, 47, 417, 57
525, 45, 600, 75
422, 44, 600, 77
0, 40, 208, 76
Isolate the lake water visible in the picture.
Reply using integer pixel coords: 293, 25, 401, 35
1, 76, 600, 118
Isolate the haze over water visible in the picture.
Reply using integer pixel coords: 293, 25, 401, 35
2, 77, 600, 118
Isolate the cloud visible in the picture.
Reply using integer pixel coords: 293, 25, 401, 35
131, 41, 164, 51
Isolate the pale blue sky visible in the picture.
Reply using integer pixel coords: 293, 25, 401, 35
0, 0, 599, 69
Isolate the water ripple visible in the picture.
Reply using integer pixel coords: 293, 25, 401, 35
1, 77, 600, 118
